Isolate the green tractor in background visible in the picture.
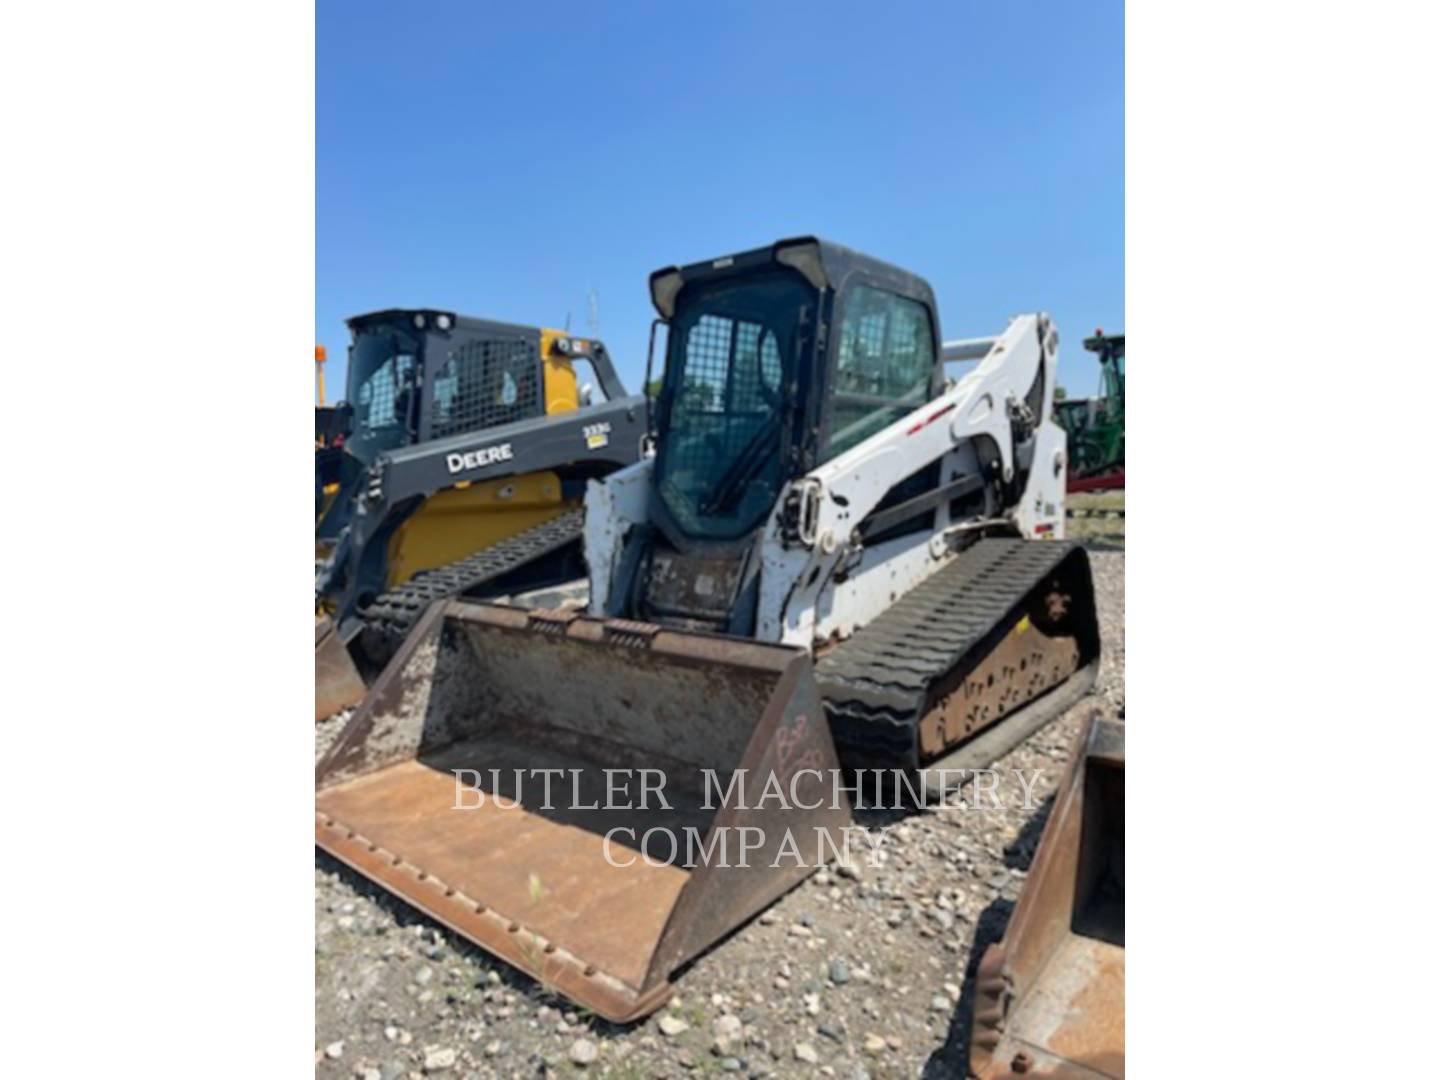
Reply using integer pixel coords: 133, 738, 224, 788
1056, 330, 1124, 493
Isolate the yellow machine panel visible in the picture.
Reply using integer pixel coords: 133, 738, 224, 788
383, 471, 574, 589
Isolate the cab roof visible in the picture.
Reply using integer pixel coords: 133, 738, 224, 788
648, 236, 937, 321
345, 309, 539, 338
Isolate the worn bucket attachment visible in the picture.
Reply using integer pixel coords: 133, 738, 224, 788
970, 714, 1124, 1078
315, 614, 367, 723
316, 600, 852, 1022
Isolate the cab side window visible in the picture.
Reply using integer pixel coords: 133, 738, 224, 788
825, 284, 934, 458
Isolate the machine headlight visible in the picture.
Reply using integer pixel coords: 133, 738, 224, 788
436, 313, 453, 331
412, 313, 427, 329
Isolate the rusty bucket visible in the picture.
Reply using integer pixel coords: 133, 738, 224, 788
315, 600, 852, 1022
315, 613, 367, 723
970, 714, 1125, 1078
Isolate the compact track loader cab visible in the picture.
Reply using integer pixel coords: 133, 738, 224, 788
317, 239, 1101, 1020
313, 309, 647, 720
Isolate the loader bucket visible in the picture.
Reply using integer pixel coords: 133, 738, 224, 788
315, 614, 367, 723
315, 600, 852, 1022
970, 714, 1124, 1078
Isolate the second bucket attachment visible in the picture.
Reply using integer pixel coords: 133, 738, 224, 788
315, 613, 367, 722
316, 600, 853, 1022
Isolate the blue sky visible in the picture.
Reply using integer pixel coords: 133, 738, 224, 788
318, 0, 1122, 400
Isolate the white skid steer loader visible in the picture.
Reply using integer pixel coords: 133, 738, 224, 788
316, 237, 1100, 1021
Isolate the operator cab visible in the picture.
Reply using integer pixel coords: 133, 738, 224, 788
648, 237, 943, 549
318, 310, 625, 545
343, 309, 545, 467
633, 238, 948, 633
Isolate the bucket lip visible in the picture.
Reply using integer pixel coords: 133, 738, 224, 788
315, 811, 675, 1023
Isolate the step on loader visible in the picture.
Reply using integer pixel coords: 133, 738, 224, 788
316, 239, 1100, 1018
314, 310, 647, 721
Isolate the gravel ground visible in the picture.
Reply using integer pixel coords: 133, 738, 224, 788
315, 545, 1124, 1080
1062, 492, 1125, 549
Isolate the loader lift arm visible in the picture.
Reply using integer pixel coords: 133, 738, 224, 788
756, 313, 1065, 647
320, 392, 647, 647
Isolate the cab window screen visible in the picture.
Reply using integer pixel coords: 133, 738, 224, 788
730, 322, 782, 413
826, 285, 934, 458
654, 271, 809, 540
357, 352, 415, 432
677, 315, 735, 415
430, 337, 541, 438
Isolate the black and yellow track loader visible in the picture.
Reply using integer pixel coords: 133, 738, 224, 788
314, 308, 646, 720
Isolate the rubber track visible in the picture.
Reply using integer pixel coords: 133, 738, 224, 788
358, 507, 585, 654
815, 537, 1088, 768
